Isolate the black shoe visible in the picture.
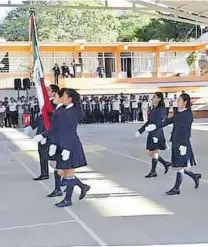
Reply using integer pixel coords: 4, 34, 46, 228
164, 162, 171, 174
79, 184, 91, 200
194, 173, 202, 189
47, 190, 63, 198
145, 172, 157, 178
33, 175, 49, 181
55, 199, 72, 208
166, 188, 180, 195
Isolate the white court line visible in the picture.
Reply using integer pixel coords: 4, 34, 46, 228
83, 141, 208, 185
6, 146, 107, 247
0, 220, 76, 232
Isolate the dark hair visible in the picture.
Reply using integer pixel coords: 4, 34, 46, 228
179, 93, 191, 108
155, 92, 165, 108
65, 88, 82, 119
49, 84, 59, 93
57, 87, 67, 98
64, 88, 80, 106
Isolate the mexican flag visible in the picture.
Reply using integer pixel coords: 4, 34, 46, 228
29, 10, 52, 130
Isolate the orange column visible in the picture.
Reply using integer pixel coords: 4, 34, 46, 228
116, 51, 121, 77
154, 50, 160, 78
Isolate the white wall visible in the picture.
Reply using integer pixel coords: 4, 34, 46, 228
0, 88, 36, 101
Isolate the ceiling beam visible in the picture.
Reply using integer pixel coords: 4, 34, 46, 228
130, 0, 208, 25
0, 3, 149, 11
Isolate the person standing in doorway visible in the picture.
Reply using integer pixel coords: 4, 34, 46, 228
96, 63, 105, 78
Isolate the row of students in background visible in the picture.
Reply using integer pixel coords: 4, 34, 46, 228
81, 93, 179, 124
0, 96, 40, 128
135, 92, 201, 196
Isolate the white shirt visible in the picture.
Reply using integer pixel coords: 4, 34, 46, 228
0, 106, 6, 113
112, 100, 120, 111
9, 102, 17, 112
164, 98, 170, 108
172, 99, 177, 107
124, 101, 130, 108
142, 101, 149, 110
131, 100, 138, 109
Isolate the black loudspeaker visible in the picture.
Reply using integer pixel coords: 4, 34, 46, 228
23, 78, 31, 90
14, 78, 22, 90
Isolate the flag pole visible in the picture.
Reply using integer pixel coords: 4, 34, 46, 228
29, 8, 35, 87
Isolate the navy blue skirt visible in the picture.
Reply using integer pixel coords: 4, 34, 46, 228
146, 132, 166, 151
171, 141, 197, 167
56, 138, 87, 170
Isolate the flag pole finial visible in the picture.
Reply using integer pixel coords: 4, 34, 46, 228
29, 7, 35, 15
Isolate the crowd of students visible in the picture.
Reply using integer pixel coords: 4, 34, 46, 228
80, 93, 177, 124
0, 96, 39, 128
0, 93, 178, 128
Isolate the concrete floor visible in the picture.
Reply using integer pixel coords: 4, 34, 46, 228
0, 120, 208, 247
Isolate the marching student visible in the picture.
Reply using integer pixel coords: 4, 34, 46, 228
47, 84, 59, 110
32, 86, 57, 181
146, 93, 201, 195
34, 88, 67, 197
135, 92, 170, 178
55, 88, 90, 207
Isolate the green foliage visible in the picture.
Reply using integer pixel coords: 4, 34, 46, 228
118, 12, 150, 42
186, 52, 197, 67
0, 1, 201, 43
136, 19, 199, 42
0, 0, 120, 42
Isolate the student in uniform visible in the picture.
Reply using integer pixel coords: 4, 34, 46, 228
123, 96, 130, 122
130, 95, 138, 122
9, 98, 18, 128
55, 89, 90, 207
47, 84, 60, 110
34, 88, 67, 197
32, 86, 57, 181
135, 92, 170, 178
103, 97, 110, 123
32, 114, 50, 181
94, 97, 101, 123
112, 95, 120, 123
146, 93, 201, 195
141, 96, 149, 122
0, 101, 6, 128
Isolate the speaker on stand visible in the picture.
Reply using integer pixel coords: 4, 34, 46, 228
14, 78, 22, 98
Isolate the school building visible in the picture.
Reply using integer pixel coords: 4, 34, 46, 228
0, 41, 208, 117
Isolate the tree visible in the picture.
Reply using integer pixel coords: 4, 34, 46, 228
136, 19, 199, 42
0, 0, 120, 42
118, 12, 150, 42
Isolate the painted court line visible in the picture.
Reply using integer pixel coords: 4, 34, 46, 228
0, 220, 76, 232
6, 146, 107, 247
83, 141, 208, 185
